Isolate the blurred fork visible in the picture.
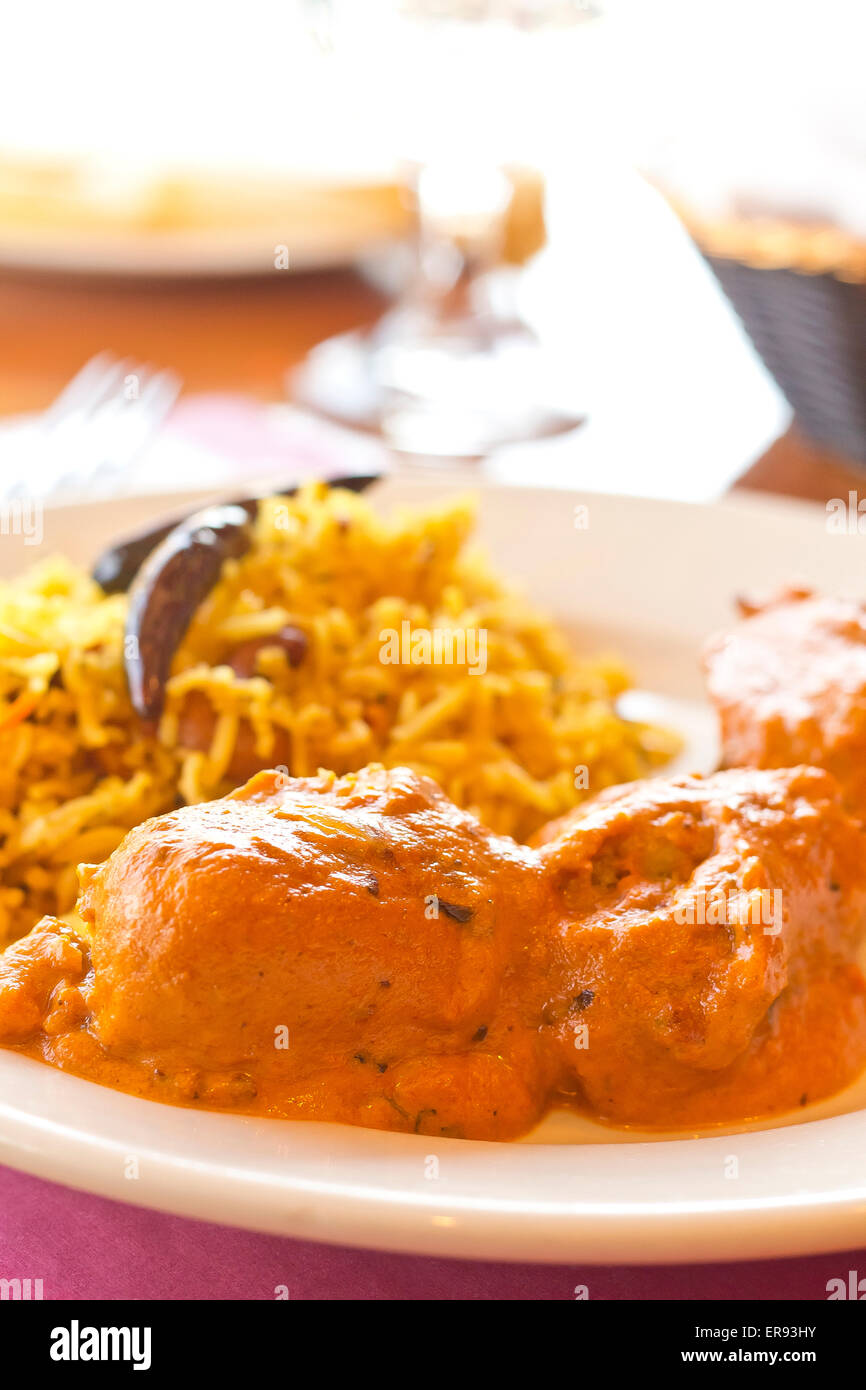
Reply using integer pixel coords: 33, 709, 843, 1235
3, 352, 181, 502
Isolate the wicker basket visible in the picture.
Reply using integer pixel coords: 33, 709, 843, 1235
666, 201, 866, 463
706, 254, 866, 463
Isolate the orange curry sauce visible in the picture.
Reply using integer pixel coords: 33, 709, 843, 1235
1, 763, 866, 1140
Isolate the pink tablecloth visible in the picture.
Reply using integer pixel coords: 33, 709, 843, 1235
0, 1165, 858, 1300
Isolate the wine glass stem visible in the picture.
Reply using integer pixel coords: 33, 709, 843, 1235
405, 158, 512, 321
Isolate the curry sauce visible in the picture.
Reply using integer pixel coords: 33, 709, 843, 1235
2, 762, 865, 1140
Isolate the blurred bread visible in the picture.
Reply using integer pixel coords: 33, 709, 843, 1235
0, 151, 544, 266
0, 152, 411, 240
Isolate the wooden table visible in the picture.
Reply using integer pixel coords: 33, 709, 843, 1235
0, 267, 386, 415
735, 425, 864, 505
0, 264, 861, 505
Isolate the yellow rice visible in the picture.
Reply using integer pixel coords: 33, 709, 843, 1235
0, 559, 177, 943
0, 483, 679, 944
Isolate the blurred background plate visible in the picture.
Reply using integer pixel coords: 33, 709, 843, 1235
0, 165, 411, 277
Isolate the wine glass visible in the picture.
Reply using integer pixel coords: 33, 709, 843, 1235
291, 0, 601, 461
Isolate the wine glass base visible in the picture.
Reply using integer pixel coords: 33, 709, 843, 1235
290, 324, 585, 460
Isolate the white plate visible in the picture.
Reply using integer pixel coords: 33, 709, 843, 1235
2, 476, 866, 1263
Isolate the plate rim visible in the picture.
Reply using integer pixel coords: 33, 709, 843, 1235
3, 1051, 866, 1265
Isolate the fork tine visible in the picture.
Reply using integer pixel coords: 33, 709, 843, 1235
37, 360, 183, 498
134, 366, 182, 417
103, 366, 181, 478
42, 352, 122, 425
94, 363, 181, 455
5, 354, 183, 505
1, 358, 124, 500
73, 357, 132, 424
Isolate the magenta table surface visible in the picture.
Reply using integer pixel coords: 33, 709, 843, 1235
0, 1165, 859, 1300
